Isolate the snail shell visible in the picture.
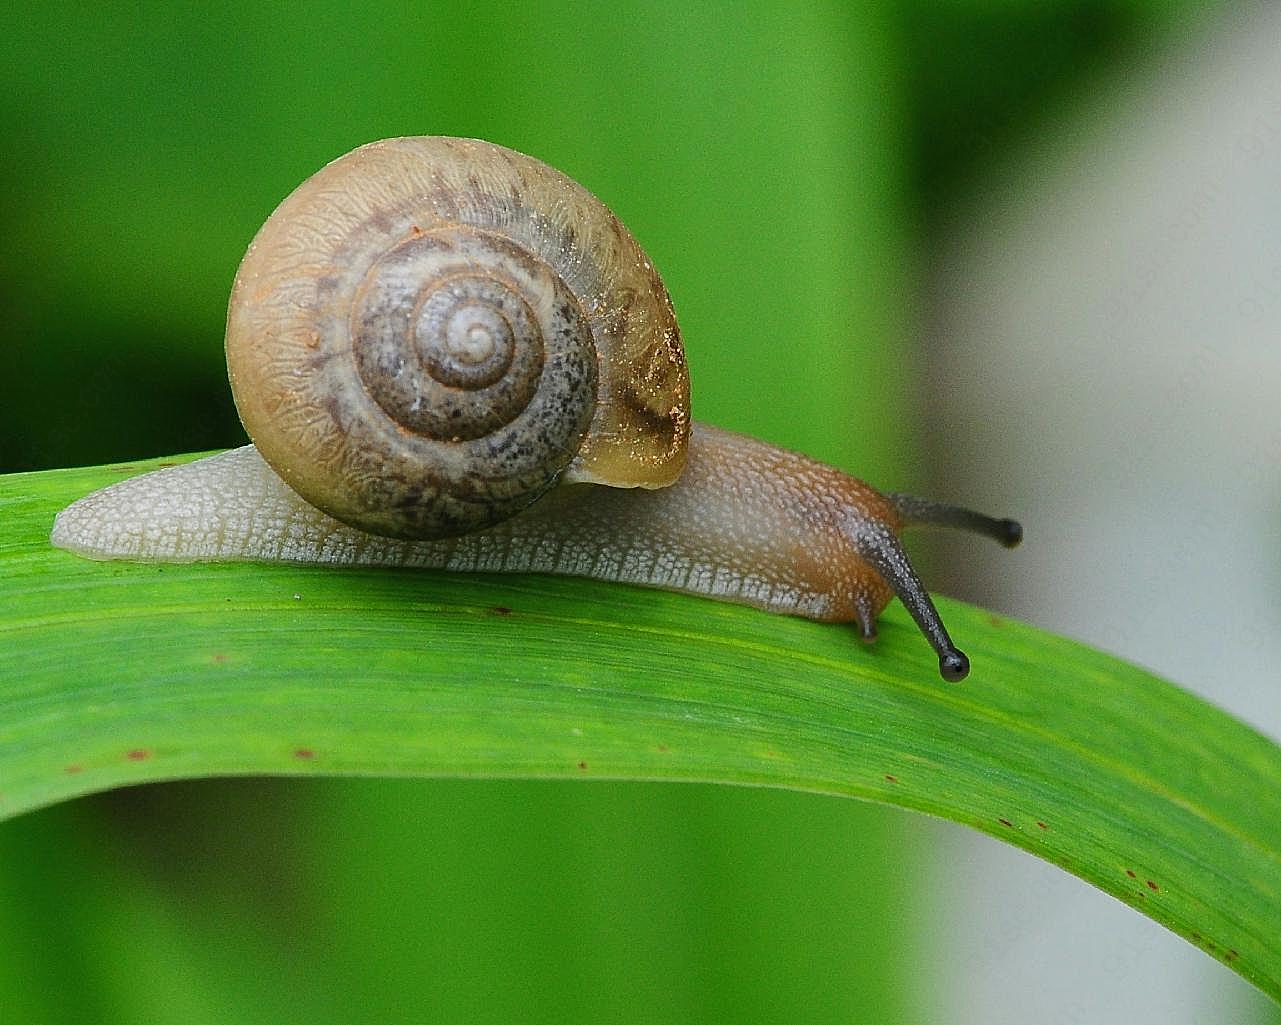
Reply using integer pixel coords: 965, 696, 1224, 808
228, 136, 689, 540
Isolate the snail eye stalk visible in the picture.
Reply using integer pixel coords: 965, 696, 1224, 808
889, 494, 1023, 549
850, 520, 970, 682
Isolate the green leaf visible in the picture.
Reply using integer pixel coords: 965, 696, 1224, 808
3, 455, 1279, 1001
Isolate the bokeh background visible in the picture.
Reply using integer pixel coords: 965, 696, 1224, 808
2, 2, 1278, 1023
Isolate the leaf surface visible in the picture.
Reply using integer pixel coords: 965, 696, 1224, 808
2, 456, 1279, 1000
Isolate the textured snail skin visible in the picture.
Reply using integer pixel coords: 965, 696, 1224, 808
51, 423, 897, 624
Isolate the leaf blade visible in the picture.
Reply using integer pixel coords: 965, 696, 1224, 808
2, 455, 1279, 999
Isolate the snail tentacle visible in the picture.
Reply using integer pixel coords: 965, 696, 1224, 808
888, 493, 1023, 548
847, 520, 970, 682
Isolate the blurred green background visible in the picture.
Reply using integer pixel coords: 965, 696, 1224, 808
0, 2, 1231, 1023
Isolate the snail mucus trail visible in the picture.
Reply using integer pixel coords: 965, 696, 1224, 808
50, 136, 1022, 682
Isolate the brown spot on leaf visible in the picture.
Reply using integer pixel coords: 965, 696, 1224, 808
157, 462, 177, 468
657, 744, 669, 753
1227, 949, 1239, 961
212, 653, 227, 663
884, 774, 899, 783
998, 818, 1013, 827
1126, 869, 1137, 878
1035, 821, 1048, 829
294, 748, 315, 760
64, 764, 83, 775
1146, 880, 1159, 891
490, 606, 513, 617
577, 761, 588, 770
126, 749, 151, 761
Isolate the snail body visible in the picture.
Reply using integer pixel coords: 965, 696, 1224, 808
51, 137, 1021, 681
51, 423, 896, 622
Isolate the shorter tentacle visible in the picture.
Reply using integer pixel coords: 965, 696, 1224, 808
852, 592, 879, 644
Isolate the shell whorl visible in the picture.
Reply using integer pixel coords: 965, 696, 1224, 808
226, 136, 690, 540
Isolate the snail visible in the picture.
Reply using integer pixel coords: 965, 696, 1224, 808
50, 136, 1021, 682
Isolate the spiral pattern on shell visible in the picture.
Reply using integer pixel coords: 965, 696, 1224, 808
226, 137, 690, 540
